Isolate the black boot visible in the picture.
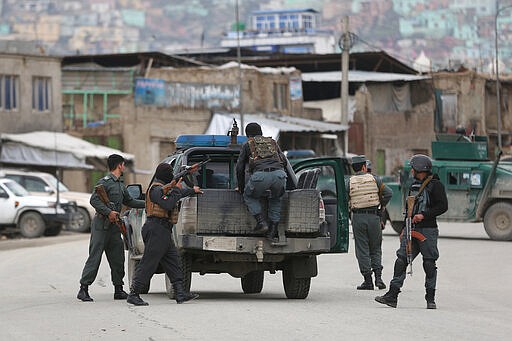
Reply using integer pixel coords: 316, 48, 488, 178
127, 289, 149, 306
114, 285, 128, 300
373, 268, 386, 290
357, 273, 374, 290
77, 284, 93, 302
173, 281, 199, 304
253, 213, 268, 234
266, 221, 279, 240
375, 285, 400, 308
425, 289, 436, 309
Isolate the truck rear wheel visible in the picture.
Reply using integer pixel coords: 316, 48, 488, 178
166, 252, 192, 299
484, 202, 512, 241
241, 271, 264, 294
18, 212, 46, 238
282, 268, 311, 299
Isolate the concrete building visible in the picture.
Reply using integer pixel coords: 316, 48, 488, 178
0, 53, 62, 134
62, 52, 327, 187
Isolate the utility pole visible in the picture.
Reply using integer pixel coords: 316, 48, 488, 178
235, 0, 244, 134
340, 16, 350, 155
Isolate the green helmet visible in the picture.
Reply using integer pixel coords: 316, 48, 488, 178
410, 154, 432, 172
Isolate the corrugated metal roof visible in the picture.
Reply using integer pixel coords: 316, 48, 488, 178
206, 112, 347, 140
302, 70, 430, 83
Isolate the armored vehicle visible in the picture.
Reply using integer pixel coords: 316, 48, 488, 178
125, 132, 350, 299
385, 134, 512, 241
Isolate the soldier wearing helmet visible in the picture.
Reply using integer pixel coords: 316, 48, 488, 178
346, 155, 392, 291
376, 154, 448, 309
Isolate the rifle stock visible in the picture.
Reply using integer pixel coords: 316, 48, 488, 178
94, 184, 130, 251
405, 195, 415, 275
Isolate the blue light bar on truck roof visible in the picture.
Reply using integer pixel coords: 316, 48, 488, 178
175, 135, 248, 149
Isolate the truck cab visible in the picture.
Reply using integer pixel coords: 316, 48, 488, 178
385, 134, 512, 241
125, 133, 349, 299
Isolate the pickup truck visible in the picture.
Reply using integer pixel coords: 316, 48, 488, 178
124, 133, 350, 299
0, 178, 76, 238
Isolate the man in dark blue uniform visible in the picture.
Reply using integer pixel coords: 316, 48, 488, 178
127, 163, 202, 306
77, 154, 145, 302
236, 122, 288, 240
375, 154, 447, 309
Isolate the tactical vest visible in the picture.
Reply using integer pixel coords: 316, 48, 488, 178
349, 173, 380, 209
248, 136, 280, 168
145, 182, 179, 224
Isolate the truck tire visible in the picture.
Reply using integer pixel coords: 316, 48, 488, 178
282, 268, 311, 299
67, 207, 91, 233
390, 221, 403, 234
44, 225, 62, 236
484, 202, 512, 241
241, 271, 264, 294
128, 258, 150, 294
18, 212, 46, 238
166, 252, 192, 299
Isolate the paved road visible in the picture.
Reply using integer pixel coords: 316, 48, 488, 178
0, 223, 510, 341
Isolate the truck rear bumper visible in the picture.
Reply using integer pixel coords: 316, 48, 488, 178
181, 234, 331, 254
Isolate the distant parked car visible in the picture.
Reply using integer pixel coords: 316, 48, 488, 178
0, 178, 75, 238
0, 169, 94, 233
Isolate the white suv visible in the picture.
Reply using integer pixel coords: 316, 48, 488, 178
0, 178, 73, 238
0, 169, 94, 233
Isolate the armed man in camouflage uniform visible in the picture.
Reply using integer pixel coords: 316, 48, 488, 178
346, 155, 392, 290
77, 154, 145, 302
236, 122, 288, 240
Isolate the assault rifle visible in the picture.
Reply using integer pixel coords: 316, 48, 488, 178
94, 184, 133, 252
162, 158, 210, 194
405, 195, 415, 275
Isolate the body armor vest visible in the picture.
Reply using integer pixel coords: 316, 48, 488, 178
349, 173, 380, 209
145, 182, 179, 224
248, 136, 280, 168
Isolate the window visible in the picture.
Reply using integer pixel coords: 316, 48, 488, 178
0, 75, 19, 111
273, 83, 288, 110
32, 77, 52, 112
446, 168, 471, 189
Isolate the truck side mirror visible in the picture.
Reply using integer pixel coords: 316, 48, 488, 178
44, 186, 55, 194
127, 184, 143, 200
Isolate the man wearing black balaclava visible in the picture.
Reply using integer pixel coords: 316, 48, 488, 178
236, 122, 288, 240
127, 162, 202, 306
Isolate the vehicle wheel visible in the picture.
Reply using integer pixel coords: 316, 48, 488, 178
18, 212, 46, 238
282, 267, 311, 299
241, 271, 264, 294
44, 225, 62, 236
166, 252, 192, 299
391, 221, 403, 234
483, 202, 512, 241
67, 207, 91, 233
128, 258, 150, 294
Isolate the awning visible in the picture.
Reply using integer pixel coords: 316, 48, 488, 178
0, 131, 134, 170
302, 70, 430, 83
205, 112, 348, 140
